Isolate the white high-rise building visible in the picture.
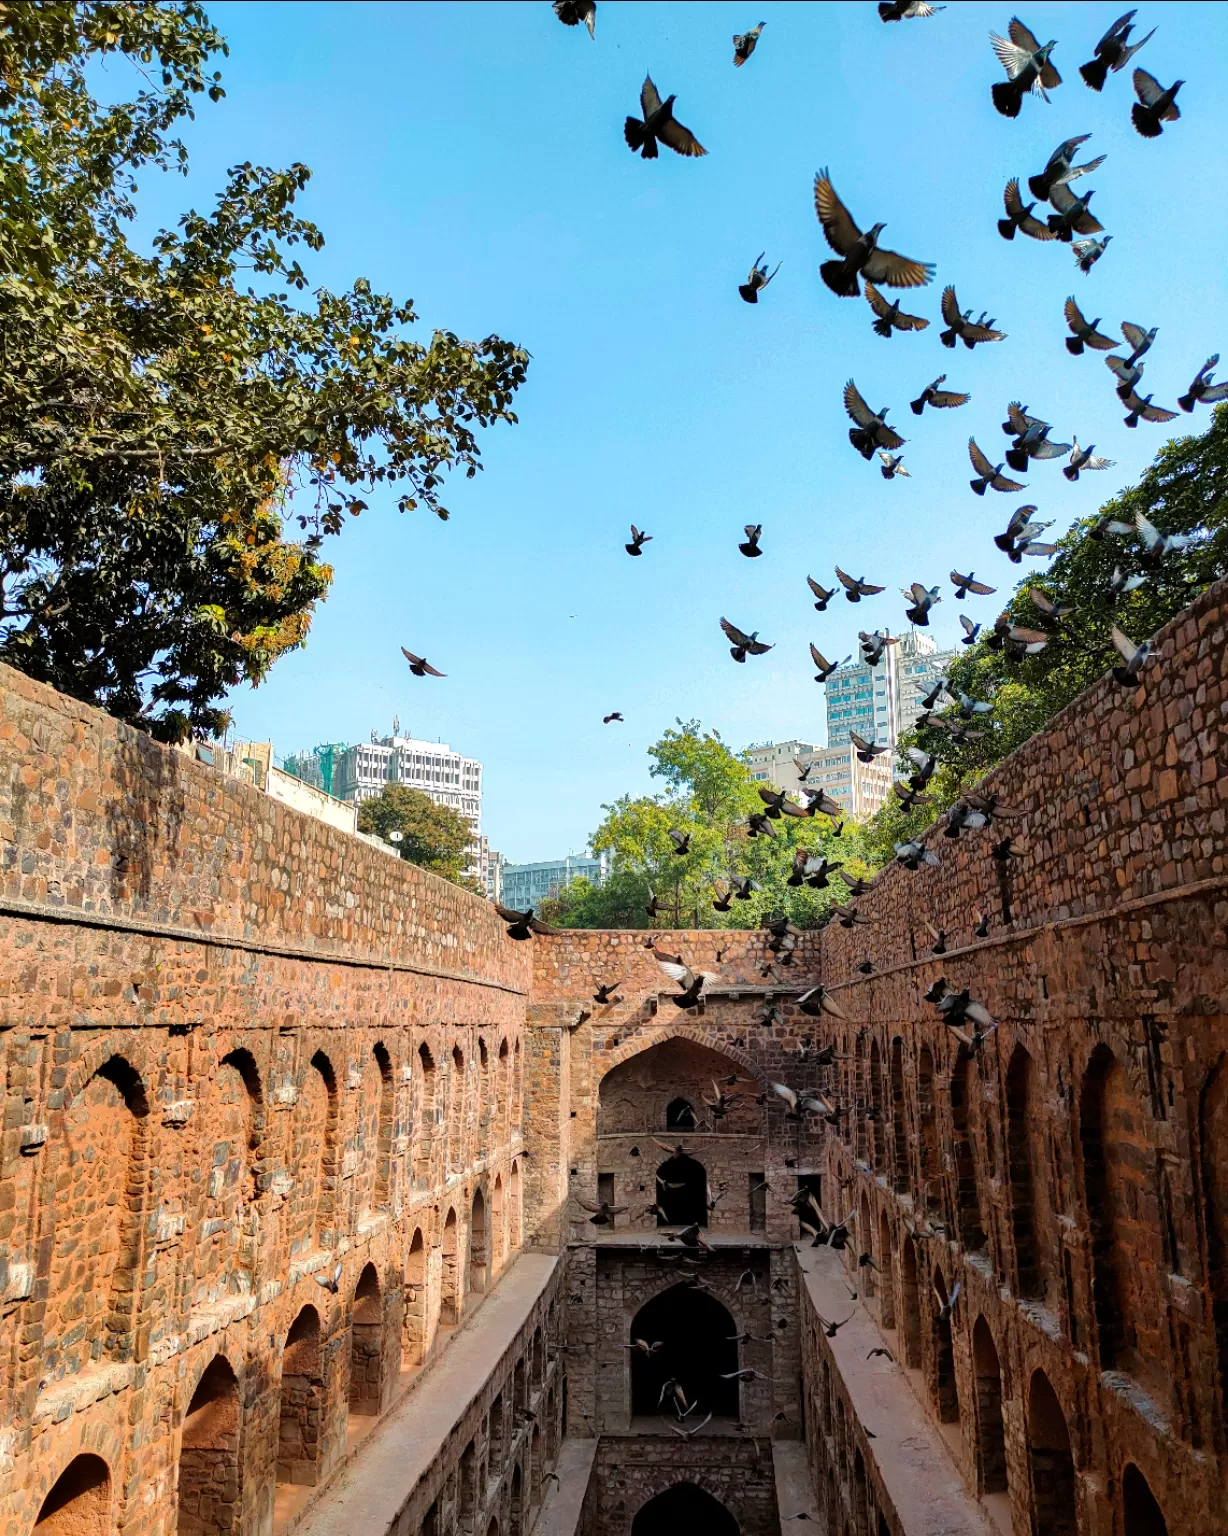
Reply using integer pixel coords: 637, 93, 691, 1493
895, 631, 957, 738
825, 630, 956, 751
744, 740, 893, 819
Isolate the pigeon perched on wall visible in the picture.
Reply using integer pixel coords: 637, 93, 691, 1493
951, 570, 996, 598
844, 380, 905, 457
998, 178, 1057, 241
553, 0, 596, 37
969, 438, 1026, 495
1064, 440, 1114, 481
879, 451, 909, 480
1073, 235, 1111, 273
721, 618, 773, 661
624, 76, 707, 159
865, 281, 929, 337
626, 524, 652, 556
1120, 388, 1177, 428
813, 170, 935, 298
1046, 181, 1102, 241
1080, 11, 1154, 90
739, 524, 765, 557
989, 19, 1061, 117
1027, 134, 1106, 200
807, 576, 836, 611
1179, 357, 1228, 412
836, 567, 886, 602
940, 287, 1006, 349
1131, 69, 1182, 137
739, 252, 781, 302
910, 374, 970, 414
733, 22, 765, 65
1063, 297, 1117, 354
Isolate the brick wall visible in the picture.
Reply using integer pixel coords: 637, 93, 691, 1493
580, 1435, 779, 1536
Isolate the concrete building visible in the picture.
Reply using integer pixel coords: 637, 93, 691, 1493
825, 630, 956, 752
894, 631, 956, 738
477, 836, 503, 902
500, 851, 609, 911
746, 739, 894, 819
283, 742, 348, 798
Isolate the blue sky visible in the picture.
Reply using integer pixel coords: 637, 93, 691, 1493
133, 2, 1227, 861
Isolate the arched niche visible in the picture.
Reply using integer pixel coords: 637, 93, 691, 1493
34, 1455, 111, 1535
178, 1355, 241, 1535
972, 1317, 1007, 1496
655, 1153, 708, 1227
1122, 1463, 1168, 1536
629, 1283, 739, 1419
277, 1306, 324, 1487
598, 1037, 762, 1137
349, 1263, 384, 1416
632, 1483, 739, 1536
1027, 1370, 1076, 1536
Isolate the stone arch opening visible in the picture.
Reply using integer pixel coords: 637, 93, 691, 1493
859, 1192, 875, 1297
854, 1035, 868, 1164
441, 1208, 460, 1327
854, 1449, 868, 1535
666, 1096, 697, 1130
545, 1383, 558, 1462
514, 1357, 527, 1413
33, 1454, 111, 1536
459, 1440, 478, 1528
530, 1422, 542, 1505
869, 1039, 885, 1174
498, 1038, 511, 1137
197, 1049, 262, 1307
972, 1317, 1007, 1495
655, 1153, 708, 1227
371, 1043, 395, 1211
931, 1271, 958, 1423
47, 1056, 149, 1379
890, 1038, 909, 1193
532, 1324, 544, 1386
1007, 1046, 1043, 1299
510, 1161, 522, 1249
295, 1051, 338, 1254
470, 1187, 489, 1295
1122, 1464, 1168, 1536
177, 1354, 241, 1535
1199, 1054, 1228, 1422
513, 1039, 523, 1125
900, 1235, 922, 1368
878, 1213, 895, 1329
448, 1046, 466, 1172
509, 1465, 523, 1536
917, 1047, 940, 1215
277, 1306, 324, 1487
1027, 1370, 1076, 1536
415, 1044, 437, 1190
349, 1263, 383, 1416
951, 1049, 987, 1252
403, 1228, 427, 1365
1081, 1044, 1124, 1369
492, 1175, 506, 1270
629, 1283, 739, 1419
489, 1390, 505, 1465
632, 1483, 739, 1536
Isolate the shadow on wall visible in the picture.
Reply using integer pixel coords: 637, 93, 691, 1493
105, 728, 188, 903
632, 1483, 738, 1536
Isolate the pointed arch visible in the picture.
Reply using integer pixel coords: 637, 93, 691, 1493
655, 1154, 707, 1227
178, 1355, 241, 1535
878, 1212, 895, 1330
1006, 1046, 1043, 1299
1122, 1464, 1168, 1536
277, 1306, 324, 1487
470, 1186, 489, 1295
1027, 1370, 1076, 1536
917, 1046, 940, 1215
492, 1175, 506, 1271
1199, 1054, 1228, 1418
900, 1235, 922, 1368
629, 1284, 739, 1417
951, 1047, 987, 1252
869, 1039, 885, 1174
350, 1263, 384, 1416
859, 1192, 875, 1296
403, 1228, 427, 1365
972, 1317, 1007, 1495
510, 1161, 522, 1251
931, 1270, 959, 1423
415, 1043, 437, 1191
33, 1455, 112, 1536
890, 1037, 909, 1193
294, 1051, 338, 1254
448, 1045, 466, 1173
441, 1208, 460, 1327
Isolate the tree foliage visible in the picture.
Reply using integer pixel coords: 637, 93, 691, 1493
356, 784, 476, 888
541, 720, 876, 930
0, 2, 528, 739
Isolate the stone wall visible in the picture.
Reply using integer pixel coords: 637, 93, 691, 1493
580, 1435, 779, 1536
0, 663, 531, 1536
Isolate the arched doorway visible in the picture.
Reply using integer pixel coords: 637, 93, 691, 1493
471, 1188, 489, 1295
1007, 1047, 1044, 1299
917, 1047, 940, 1215
890, 1038, 909, 1193
34, 1455, 111, 1535
277, 1306, 324, 1486
931, 1271, 958, 1422
404, 1228, 427, 1365
441, 1208, 460, 1327
951, 1049, 987, 1251
666, 1096, 698, 1130
655, 1154, 708, 1227
632, 1483, 739, 1536
509, 1465, 523, 1536
1027, 1370, 1076, 1536
972, 1317, 1007, 1496
510, 1162, 522, 1249
350, 1263, 383, 1416
1122, 1464, 1168, 1536
878, 1212, 895, 1329
900, 1236, 922, 1368
178, 1355, 241, 1534
492, 1176, 505, 1271
629, 1283, 739, 1419
1200, 1055, 1228, 1412
859, 1193, 875, 1296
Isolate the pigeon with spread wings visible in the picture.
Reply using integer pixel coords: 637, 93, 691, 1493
951, 570, 996, 598
836, 566, 886, 602
626, 524, 652, 556
998, 178, 1057, 241
1063, 297, 1116, 355
990, 18, 1060, 117
1110, 627, 1153, 688
1080, 10, 1154, 91
732, 21, 765, 65
810, 644, 849, 683
553, 0, 596, 37
969, 438, 1026, 496
401, 648, 445, 678
494, 903, 558, 940
844, 380, 905, 458
1073, 236, 1111, 274
739, 252, 781, 303
624, 76, 707, 159
910, 374, 970, 414
1131, 69, 1182, 138
656, 958, 720, 1010
1121, 388, 1177, 429
1027, 135, 1106, 201
1064, 441, 1114, 481
721, 618, 773, 662
940, 287, 1006, 349
1047, 180, 1102, 241
879, 0, 946, 17
808, 576, 836, 611
813, 169, 935, 298
865, 281, 929, 337
1179, 357, 1228, 413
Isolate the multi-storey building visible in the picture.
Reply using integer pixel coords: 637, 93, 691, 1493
745, 739, 893, 819
894, 631, 956, 738
499, 851, 609, 911
825, 630, 956, 753
283, 742, 348, 797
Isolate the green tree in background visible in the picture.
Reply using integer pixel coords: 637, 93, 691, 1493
357, 784, 477, 889
541, 720, 877, 930
860, 405, 1228, 855
0, 3, 528, 741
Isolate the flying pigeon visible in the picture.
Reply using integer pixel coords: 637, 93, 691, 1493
739, 252, 781, 303
813, 169, 935, 298
902, 583, 941, 626
721, 618, 773, 662
1080, 11, 1154, 90
624, 76, 707, 159
1110, 626, 1152, 687
865, 281, 929, 337
1131, 69, 1182, 138
989, 18, 1061, 117
667, 829, 692, 856
626, 524, 652, 556
959, 615, 981, 645
1120, 388, 1177, 428
1046, 181, 1102, 241
1073, 235, 1111, 273
844, 379, 905, 458
879, 451, 909, 479
951, 570, 995, 598
998, 178, 1057, 241
969, 438, 1025, 495
603, 711, 624, 723
836, 566, 887, 602
810, 644, 849, 683
494, 902, 558, 940
910, 374, 970, 414
1106, 354, 1144, 399
553, 0, 596, 37
733, 21, 765, 65
879, 0, 946, 17
940, 286, 1006, 349
1179, 356, 1228, 412
401, 648, 446, 678
1121, 320, 1158, 367
858, 630, 897, 666
1063, 296, 1116, 354
1027, 134, 1106, 200
1063, 440, 1114, 481
1134, 511, 1195, 559
739, 524, 764, 557
807, 576, 836, 611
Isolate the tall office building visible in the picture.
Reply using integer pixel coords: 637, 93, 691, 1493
499, 852, 609, 912
825, 629, 955, 750
745, 740, 893, 819
894, 631, 956, 738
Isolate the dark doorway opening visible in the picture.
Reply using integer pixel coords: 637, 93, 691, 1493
972, 1317, 1007, 1496
666, 1097, 697, 1130
632, 1483, 739, 1536
655, 1155, 707, 1227
1122, 1464, 1168, 1536
629, 1284, 739, 1419
1027, 1370, 1076, 1536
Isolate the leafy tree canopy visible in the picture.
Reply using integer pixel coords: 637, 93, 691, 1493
541, 720, 877, 930
356, 784, 476, 888
0, 2, 528, 740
